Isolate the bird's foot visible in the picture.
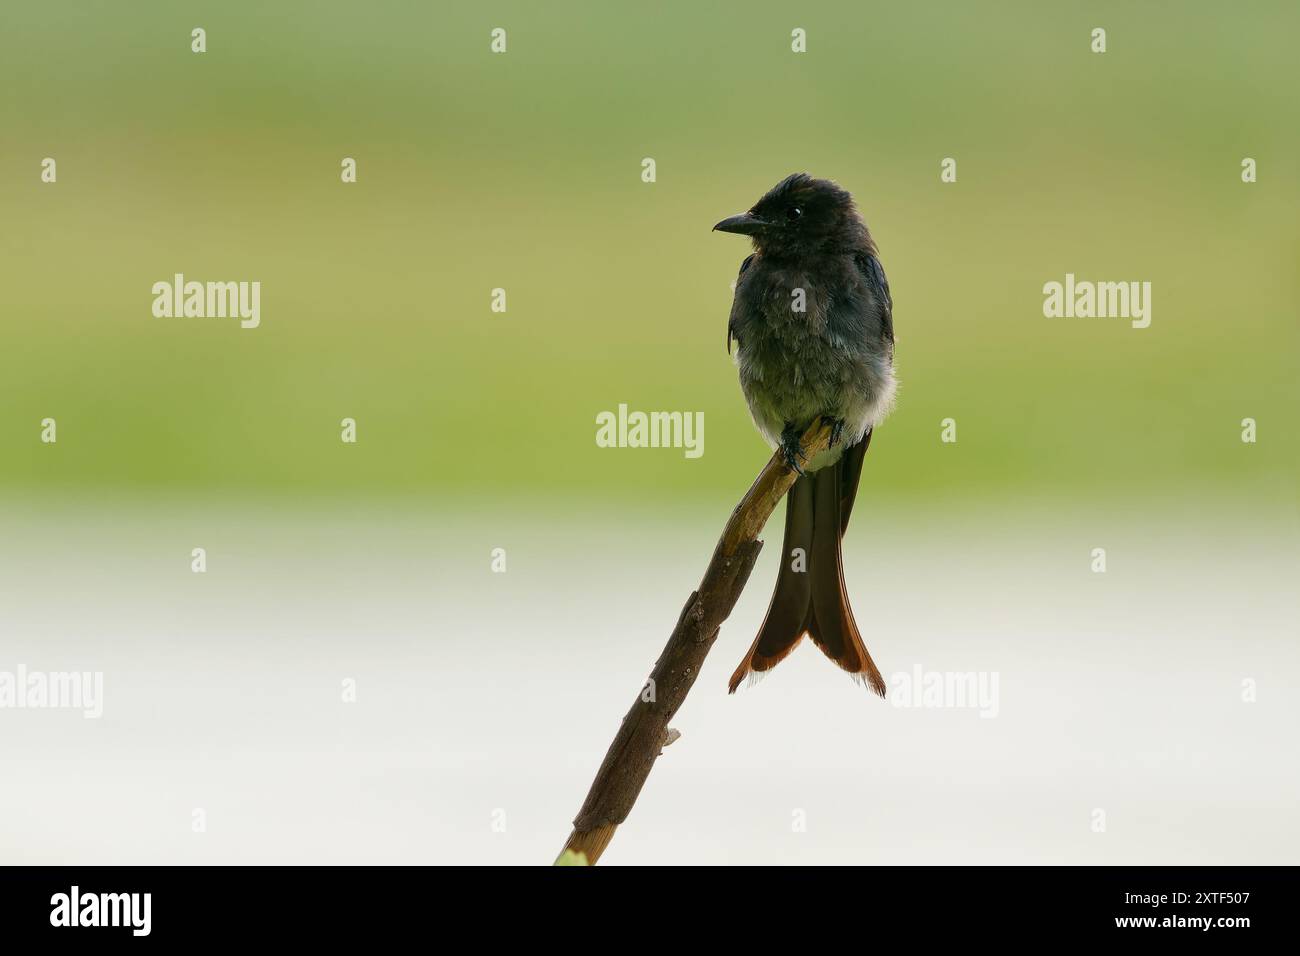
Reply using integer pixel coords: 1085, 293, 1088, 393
779, 424, 807, 476
821, 415, 846, 448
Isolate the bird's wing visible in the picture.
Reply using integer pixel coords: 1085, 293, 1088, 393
727, 253, 756, 354
854, 251, 893, 345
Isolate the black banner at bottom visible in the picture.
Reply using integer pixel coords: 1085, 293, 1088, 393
0, 865, 1290, 942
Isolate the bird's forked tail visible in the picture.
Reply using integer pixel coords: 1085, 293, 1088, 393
727, 434, 885, 696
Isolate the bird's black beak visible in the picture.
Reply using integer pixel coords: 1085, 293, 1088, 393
712, 212, 767, 236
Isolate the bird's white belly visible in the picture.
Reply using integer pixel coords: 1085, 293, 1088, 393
738, 349, 896, 472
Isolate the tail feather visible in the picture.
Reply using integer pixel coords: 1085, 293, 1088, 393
806, 456, 886, 696
838, 428, 872, 533
728, 477, 813, 691
728, 433, 885, 696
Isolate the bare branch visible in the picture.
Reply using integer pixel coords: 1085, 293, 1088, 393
557, 419, 834, 865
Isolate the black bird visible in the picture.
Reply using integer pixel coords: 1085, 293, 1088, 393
714, 173, 894, 695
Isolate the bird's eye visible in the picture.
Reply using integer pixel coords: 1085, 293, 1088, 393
787, 206, 803, 221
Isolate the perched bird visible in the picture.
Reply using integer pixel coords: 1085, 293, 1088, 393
714, 173, 895, 696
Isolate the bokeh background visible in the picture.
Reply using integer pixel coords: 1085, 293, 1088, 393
1, 1, 1296, 864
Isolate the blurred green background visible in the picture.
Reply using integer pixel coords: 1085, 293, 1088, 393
1, 0, 1295, 508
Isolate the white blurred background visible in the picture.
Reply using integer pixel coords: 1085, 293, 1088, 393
2, 496, 1295, 865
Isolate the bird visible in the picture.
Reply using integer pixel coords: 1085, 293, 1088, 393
713, 173, 895, 696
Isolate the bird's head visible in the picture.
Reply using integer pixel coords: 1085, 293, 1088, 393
713, 173, 867, 257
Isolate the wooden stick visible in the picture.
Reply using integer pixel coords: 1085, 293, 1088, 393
557, 418, 834, 865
